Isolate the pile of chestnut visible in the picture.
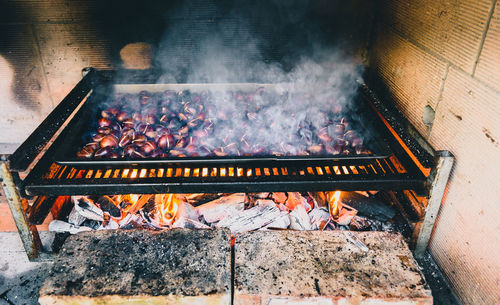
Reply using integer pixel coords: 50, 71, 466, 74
76, 89, 370, 159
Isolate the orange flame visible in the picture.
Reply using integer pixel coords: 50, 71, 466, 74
327, 191, 342, 218
159, 194, 179, 225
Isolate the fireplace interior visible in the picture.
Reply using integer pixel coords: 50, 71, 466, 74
1, 0, 499, 304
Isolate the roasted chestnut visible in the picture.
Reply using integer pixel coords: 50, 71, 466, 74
136, 123, 153, 135
150, 148, 164, 158
144, 114, 156, 125
132, 134, 147, 144
100, 134, 119, 148
94, 147, 112, 158
174, 138, 187, 149
121, 128, 135, 138
92, 133, 106, 142
97, 126, 112, 134
119, 134, 133, 147
318, 127, 333, 142
76, 146, 95, 158
141, 141, 157, 155
116, 111, 130, 122
122, 118, 134, 129
157, 134, 175, 150
98, 117, 112, 128
108, 152, 121, 159
123, 144, 136, 157
132, 112, 142, 122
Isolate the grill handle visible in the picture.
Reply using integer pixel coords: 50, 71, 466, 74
8, 68, 98, 172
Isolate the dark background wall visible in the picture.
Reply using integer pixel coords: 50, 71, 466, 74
0, 0, 375, 144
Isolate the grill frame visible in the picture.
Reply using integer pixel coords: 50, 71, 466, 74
2, 68, 454, 262
10, 68, 428, 196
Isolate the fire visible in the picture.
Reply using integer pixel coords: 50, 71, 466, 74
327, 191, 342, 218
158, 194, 179, 225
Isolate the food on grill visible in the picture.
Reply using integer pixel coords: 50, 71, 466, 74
77, 89, 371, 159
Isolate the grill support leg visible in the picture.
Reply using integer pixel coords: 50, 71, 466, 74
414, 151, 454, 258
0, 160, 42, 260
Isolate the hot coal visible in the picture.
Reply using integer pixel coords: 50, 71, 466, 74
51, 192, 398, 236
76, 89, 371, 159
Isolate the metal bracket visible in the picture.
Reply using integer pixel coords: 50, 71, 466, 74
414, 151, 454, 258
0, 160, 42, 260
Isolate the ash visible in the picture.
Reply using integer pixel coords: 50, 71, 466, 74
49, 192, 398, 237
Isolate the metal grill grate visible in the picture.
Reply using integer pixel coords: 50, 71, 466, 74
24, 154, 424, 196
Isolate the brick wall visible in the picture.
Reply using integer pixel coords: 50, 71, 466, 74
369, 1, 500, 304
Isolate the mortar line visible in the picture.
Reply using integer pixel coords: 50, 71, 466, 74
30, 24, 55, 109
427, 64, 450, 139
472, 0, 497, 76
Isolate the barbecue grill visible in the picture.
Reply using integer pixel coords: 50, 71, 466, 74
0, 68, 453, 260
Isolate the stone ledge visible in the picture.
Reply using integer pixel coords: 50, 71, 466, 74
234, 230, 432, 305
39, 229, 231, 305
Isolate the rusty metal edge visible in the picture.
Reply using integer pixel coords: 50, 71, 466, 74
0, 159, 42, 260
414, 151, 455, 258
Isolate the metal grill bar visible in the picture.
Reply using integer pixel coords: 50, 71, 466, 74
24, 155, 426, 195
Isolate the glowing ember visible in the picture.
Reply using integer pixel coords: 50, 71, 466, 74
158, 194, 179, 225
327, 191, 342, 218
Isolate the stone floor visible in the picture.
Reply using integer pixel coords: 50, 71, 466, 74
0, 232, 53, 305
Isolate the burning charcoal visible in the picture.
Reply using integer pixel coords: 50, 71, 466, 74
332, 204, 358, 226
96, 196, 121, 218
289, 202, 312, 230
217, 205, 282, 234
67, 207, 86, 226
100, 134, 119, 148
340, 192, 395, 221
253, 192, 270, 199
285, 192, 311, 212
308, 208, 330, 230
172, 217, 211, 229
263, 211, 290, 230
254, 199, 276, 208
196, 193, 246, 223
175, 202, 198, 222
309, 192, 328, 209
349, 216, 371, 231
98, 215, 119, 230
73, 196, 104, 221
184, 193, 221, 206
108, 152, 121, 158
49, 220, 92, 234
271, 193, 287, 204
